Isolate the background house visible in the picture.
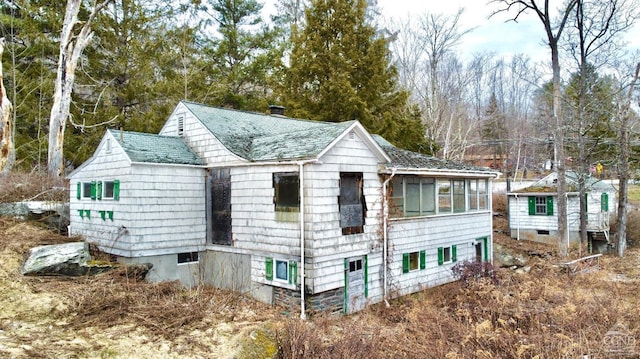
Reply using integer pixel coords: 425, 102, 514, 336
69, 101, 498, 315
506, 171, 616, 251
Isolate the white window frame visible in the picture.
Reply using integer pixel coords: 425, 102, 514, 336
443, 246, 452, 264
177, 252, 199, 264
82, 182, 92, 199
102, 180, 115, 200
274, 259, 289, 283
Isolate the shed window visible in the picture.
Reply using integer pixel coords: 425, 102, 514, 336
82, 182, 92, 199
103, 181, 115, 199
528, 196, 553, 216
265, 257, 298, 285
339, 172, 365, 235
273, 173, 299, 212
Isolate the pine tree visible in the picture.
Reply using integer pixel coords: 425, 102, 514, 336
279, 0, 431, 153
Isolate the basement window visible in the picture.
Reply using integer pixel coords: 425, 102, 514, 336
438, 245, 457, 265
537, 230, 550, 235
265, 257, 298, 285
402, 250, 426, 273
177, 252, 198, 264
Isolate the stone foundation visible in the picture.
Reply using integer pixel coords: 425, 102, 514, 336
273, 287, 344, 316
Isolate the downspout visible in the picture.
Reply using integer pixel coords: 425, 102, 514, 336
382, 169, 396, 307
298, 161, 308, 320
515, 194, 520, 241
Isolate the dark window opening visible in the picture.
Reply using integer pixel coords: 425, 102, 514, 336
273, 173, 299, 212
178, 252, 198, 263
537, 230, 550, 235
339, 172, 366, 235
82, 182, 92, 199
209, 168, 232, 245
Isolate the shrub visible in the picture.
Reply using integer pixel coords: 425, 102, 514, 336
451, 260, 500, 285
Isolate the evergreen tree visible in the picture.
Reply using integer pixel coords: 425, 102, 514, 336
199, 0, 281, 110
279, 0, 431, 153
481, 93, 508, 170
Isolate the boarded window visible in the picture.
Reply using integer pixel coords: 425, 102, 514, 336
208, 168, 232, 245
273, 173, 299, 212
339, 172, 365, 235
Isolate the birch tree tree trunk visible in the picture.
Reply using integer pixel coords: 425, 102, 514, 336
48, 0, 110, 177
0, 38, 14, 175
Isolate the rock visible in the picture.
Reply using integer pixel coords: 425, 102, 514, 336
493, 243, 528, 268
22, 242, 108, 276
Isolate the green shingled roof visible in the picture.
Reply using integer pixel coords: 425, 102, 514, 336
182, 101, 354, 161
109, 129, 205, 165
372, 135, 494, 173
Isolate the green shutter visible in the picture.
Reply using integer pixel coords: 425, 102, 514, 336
265, 258, 273, 280
78, 209, 84, 219
108, 211, 114, 221
84, 210, 91, 219
437, 247, 444, 265
546, 196, 554, 216
483, 237, 489, 262
90, 181, 97, 200
289, 261, 298, 285
97, 181, 103, 200
100, 210, 106, 221
452, 245, 457, 262
76, 182, 81, 200
419, 250, 426, 270
601, 193, 609, 212
528, 197, 535, 215
364, 255, 368, 298
402, 253, 410, 273
114, 180, 120, 201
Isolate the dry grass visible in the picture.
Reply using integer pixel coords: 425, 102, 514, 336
0, 170, 68, 203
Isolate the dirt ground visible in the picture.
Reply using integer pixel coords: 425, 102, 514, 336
2, 215, 640, 358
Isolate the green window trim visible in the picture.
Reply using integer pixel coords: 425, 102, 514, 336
265, 257, 273, 280
107, 211, 114, 221
528, 196, 554, 216
437, 247, 444, 265
114, 180, 120, 201
546, 196, 554, 216
90, 181, 97, 200
419, 250, 426, 270
438, 245, 457, 265
76, 182, 81, 200
78, 209, 84, 219
402, 253, 410, 273
99, 210, 106, 221
84, 210, 91, 219
452, 245, 457, 262
288, 261, 298, 285
97, 181, 103, 200
601, 193, 609, 212
527, 196, 535, 215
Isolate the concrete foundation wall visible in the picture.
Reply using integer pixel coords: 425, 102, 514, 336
119, 253, 200, 288
509, 228, 581, 245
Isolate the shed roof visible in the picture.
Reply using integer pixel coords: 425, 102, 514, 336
512, 171, 616, 193
109, 129, 205, 165
182, 101, 355, 161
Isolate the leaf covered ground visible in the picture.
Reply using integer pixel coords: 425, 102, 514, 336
2, 216, 640, 358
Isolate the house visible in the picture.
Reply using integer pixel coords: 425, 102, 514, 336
68, 101, 499, 316
506, 171, 616, 250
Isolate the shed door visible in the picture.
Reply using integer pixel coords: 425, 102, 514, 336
207, 168, 232, 245
345, 256, 367, 313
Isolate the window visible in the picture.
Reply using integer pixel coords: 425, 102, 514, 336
528, 196, 553, 216
467, 179, 489, 211
177, 252, 199, 264
339, 172, 365, 235
452, 180, 465, 213
105, 138, 112, 154
82, 182, 93, 199
390, 176, 435, 218
209, 168, 232, 245
402, 250, 426, 273
438, 180, 451, 213
103, 181, 115, 199
437, 245, 457, 265
265, 257, 298, 285
273, 173, 299, 212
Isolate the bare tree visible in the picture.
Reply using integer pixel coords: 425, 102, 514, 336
615, 62, 640, 257
0, 38, 14, 175
565, 0, 639, 250
492, 0, 578, 257
48, 0, 111, 177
